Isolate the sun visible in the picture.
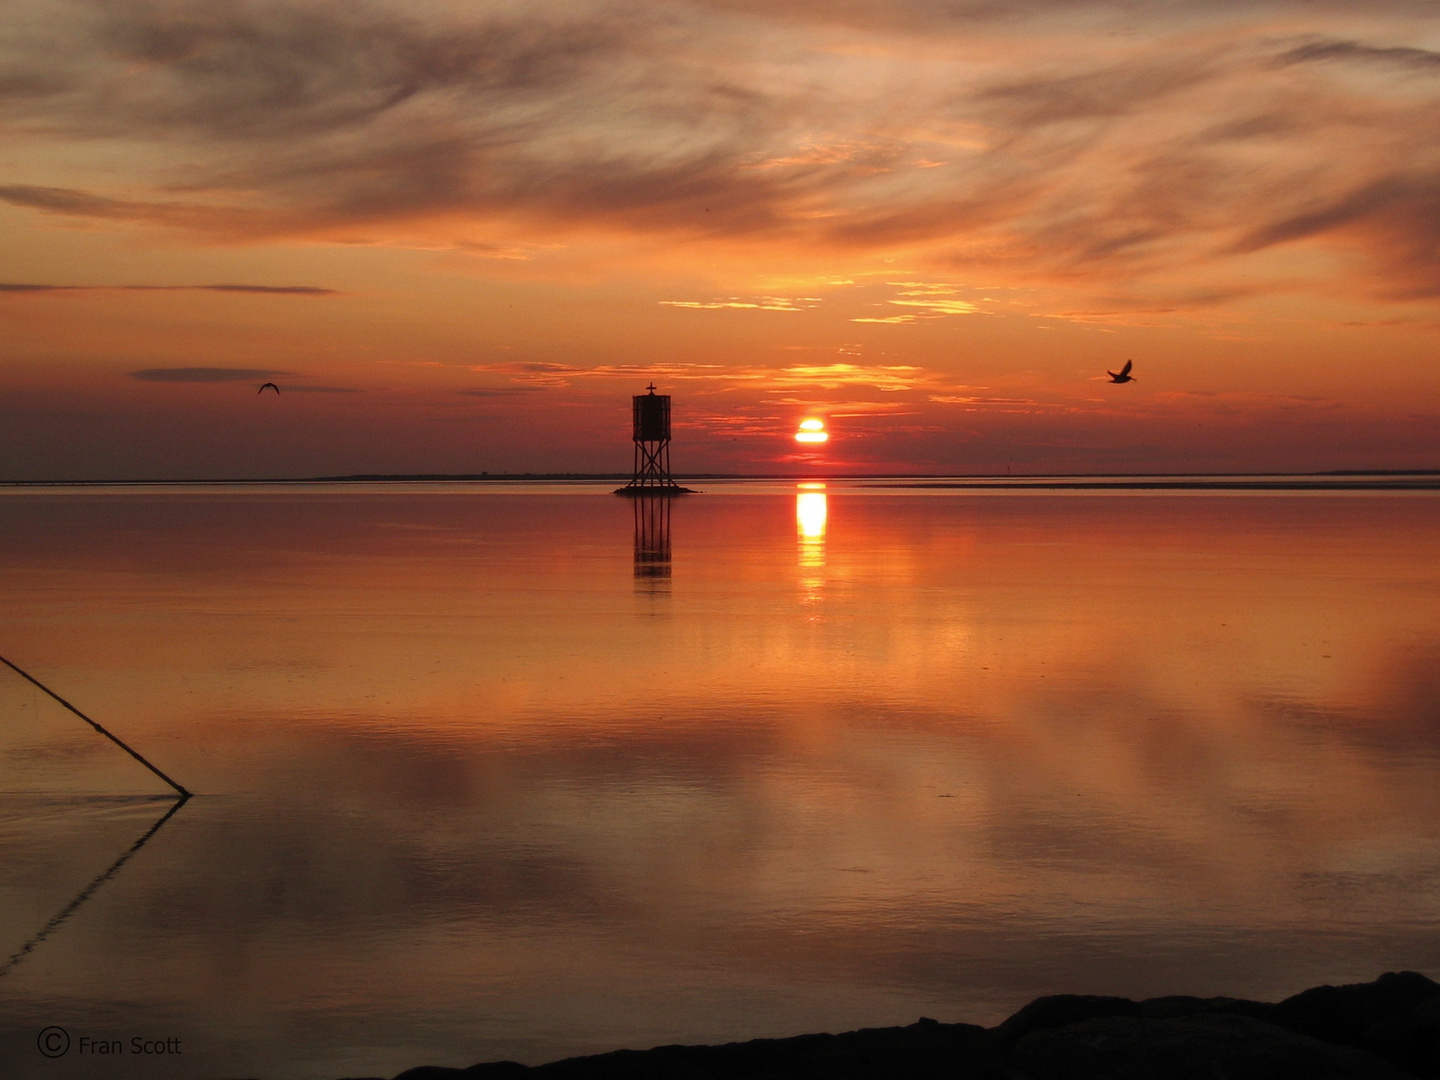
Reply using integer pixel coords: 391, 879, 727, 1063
794, 418, 829, 444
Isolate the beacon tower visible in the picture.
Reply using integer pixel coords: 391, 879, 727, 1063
616, 385, 692, 496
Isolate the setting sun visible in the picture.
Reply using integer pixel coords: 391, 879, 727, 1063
795, 419, 829, 444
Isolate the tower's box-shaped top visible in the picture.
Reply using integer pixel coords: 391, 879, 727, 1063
633, 391, 670, 442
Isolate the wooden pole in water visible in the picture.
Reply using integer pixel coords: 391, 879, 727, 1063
0, 654, 190, 797
0, 793, 189, 978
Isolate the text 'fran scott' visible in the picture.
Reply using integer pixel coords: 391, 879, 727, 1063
36, 1027, 182, 1058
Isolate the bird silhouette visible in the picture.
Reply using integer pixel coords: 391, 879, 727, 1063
258, 382, 280, 394
1107, 360, 1135, 384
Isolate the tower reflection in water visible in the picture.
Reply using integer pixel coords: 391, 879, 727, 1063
633, 494, 672, 590
796, 483, 826, 599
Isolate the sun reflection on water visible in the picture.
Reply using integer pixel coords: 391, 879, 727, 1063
796, 485, 827, 599
796, 485, 827, 541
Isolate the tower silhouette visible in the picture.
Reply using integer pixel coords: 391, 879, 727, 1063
615, 385, 694, 496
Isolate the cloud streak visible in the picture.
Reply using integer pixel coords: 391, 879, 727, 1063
660, 296, 821, 311
131, 367, 288, 382
465, 360, 928, 394
0, 281, 339, 294
1278, 38, 1440, 71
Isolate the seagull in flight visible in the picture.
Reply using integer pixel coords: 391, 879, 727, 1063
1107, 360, 1135, 384
258, 382, 280, 394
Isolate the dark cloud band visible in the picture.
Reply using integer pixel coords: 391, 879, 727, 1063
0, 281, 338, 295
130, 368, 289, 383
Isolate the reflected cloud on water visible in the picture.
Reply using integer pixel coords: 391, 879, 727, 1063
1, 486, 1439, 1078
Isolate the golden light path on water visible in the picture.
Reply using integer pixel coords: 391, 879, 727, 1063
1, 482, 1438, 1080
796, 483, 828, 540
796, 484, 828, 600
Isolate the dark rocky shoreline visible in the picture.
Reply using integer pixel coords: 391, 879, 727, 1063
353, 972, 1440, 1079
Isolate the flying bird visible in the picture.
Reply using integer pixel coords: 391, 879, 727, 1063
258, 382, 280, 394
1107, 360, 1135, 384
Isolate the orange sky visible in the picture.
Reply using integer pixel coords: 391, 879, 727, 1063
1, 0, 1438, 478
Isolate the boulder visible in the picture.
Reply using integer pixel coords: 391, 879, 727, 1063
523, 1019, 999, 1079
1007, 1012, 1414, 1080
1272, 972, 1440, 1047
1137, 995, 1276, 1024
1364, 994, 1440, 1078
393, 1019, 1001, 1080
989, 995, 1140, 1051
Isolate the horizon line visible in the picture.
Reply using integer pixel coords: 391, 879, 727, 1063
2, 469, 1439, 487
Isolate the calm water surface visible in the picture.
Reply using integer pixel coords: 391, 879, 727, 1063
2, 482, 1439, 1079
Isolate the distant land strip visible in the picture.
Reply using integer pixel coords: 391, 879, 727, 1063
870, 478, 1440, 490
314, 471, 1440, 484
303, 473, 1440, 490
1, 472, 1437, 488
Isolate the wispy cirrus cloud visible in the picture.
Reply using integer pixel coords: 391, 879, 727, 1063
1277, 38, 1440, 71
2, 0, 1439, 303
660, 296, 821, 311
850, 281, 983, 322
464, 360, 928, 393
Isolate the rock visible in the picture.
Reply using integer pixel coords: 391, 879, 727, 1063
1364, 995, 1440, 1078
1273, 972, 1440, 1047
522, 1019, 1000, 1079
1007, 1012, 1415, 1080
379, 975, 1440, 1080
989, 995, 1140, 1051
394, 1067, 525, 1079
1136, 995, 1276, 1024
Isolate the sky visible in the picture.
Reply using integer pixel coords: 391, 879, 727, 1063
1, 0, 1438, 479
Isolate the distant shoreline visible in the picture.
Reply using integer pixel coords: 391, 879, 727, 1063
870, 477, 1440, 490
2, 469, 1439, 490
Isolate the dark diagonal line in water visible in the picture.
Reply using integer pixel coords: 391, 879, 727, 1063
0, 653, 189, 796
0, 795, 189, 978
